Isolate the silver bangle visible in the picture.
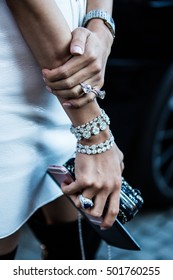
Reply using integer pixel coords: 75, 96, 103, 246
70, 109, 110, 141
76, 131, 115, 155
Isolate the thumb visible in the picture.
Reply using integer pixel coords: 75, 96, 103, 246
70, 27, 89, 55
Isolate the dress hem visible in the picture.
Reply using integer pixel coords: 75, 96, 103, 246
0, 193, 63, 239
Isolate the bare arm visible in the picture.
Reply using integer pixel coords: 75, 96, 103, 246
43, 0, 114, 108
6, 0, 71, 69
6, 0, 102, 124
6, 0, 123, 228
87, 0, 113, 11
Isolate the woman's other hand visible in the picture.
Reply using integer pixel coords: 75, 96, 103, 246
42, 26, 113, 108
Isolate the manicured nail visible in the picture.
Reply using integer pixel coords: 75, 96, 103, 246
100, 227, 107, 231
71, 45, 83, 55
42, 75, 46, 82
42, 69, 48, 76
46, 86, 52, 93
63, 102, 72, 108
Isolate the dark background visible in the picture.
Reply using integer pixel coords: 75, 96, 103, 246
101, 0, 173, 208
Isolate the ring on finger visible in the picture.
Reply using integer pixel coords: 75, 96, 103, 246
79, 194, 94, 209
80, 83, 92, 94
80, 83, 106, 100
92, 88, 106, 100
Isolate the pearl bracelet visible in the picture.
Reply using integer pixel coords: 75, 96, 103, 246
76, 131, 115, 155
70, 109, 110, 141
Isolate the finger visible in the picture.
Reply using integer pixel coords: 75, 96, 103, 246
63, 93, 96, 109
80, 186, 97, 202
51, 85, 83, 99
61, 180, 83, 196
60, 181, 81, 208
70, 27, 90, 55
87, 191, 108, 219
101, 189, 121, 229
42, 53, 91, 83
42, 68, 62, 83
67, 194, 80, 208
44, 62, 101, 91
49, 78, 97, 105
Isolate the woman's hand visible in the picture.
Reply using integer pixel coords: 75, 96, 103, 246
42, 26, 113, 108
61, 143, 124, 229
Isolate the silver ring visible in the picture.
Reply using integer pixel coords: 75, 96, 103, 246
80, 83, 106, 100
92, 88, 106, 100
79, 194, 94, 209
80, 83, 92, 94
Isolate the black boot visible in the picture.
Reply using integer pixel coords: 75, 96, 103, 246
0, 247, 18, 260
28, 209, 101, 260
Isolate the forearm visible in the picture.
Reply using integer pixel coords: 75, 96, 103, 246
6, 0, 71, 69
6, 0, 101, 127
87, 0, 113, 14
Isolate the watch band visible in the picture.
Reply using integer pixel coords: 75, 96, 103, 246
83, 10, 115, 39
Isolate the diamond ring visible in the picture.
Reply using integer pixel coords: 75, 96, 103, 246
92, 88, 106, 100
80, 83, 92, 94
80, 83, 106, 100
79, 194, 94, 209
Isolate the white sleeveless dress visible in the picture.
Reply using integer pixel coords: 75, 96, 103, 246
0, 0, 86, 238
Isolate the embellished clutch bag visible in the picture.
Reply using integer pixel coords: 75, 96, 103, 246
48, 156, 144, 250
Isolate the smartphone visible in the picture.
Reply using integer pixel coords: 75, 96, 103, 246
48, 165, 74, 185
47, 164, 141, 250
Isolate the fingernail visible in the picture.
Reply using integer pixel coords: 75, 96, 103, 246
42, 69, 48, 76
63, 102, 72, 108
46, 86, 52, 93
71, 45, 83, 55
100, 227, 107, 231
42, 76, 46, 82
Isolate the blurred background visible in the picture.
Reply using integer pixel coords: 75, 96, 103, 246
16, 0, 173, 260
104, 0, 173, 209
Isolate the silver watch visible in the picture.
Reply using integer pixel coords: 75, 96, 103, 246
83, 10, 115, 39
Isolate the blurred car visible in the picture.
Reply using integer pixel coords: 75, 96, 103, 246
102, 0, 173, 208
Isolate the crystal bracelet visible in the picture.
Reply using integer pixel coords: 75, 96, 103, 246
70, 109, 110, 141
76, 131, 115, 155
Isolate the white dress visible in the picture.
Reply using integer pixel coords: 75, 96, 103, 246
0, 0, 86, 238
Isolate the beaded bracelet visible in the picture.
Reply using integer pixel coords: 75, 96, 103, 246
76, 131, 115, 155
70, 109, 110, 141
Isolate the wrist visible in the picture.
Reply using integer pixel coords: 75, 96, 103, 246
83, 10, 115, 41
87, 18, 114, 43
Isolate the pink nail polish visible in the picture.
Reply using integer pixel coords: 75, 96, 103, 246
63, 102, 72, 108
46, 86, 52, 93
42, 76, 46, 82
100, 227, 107, 231
72, 46, 83, 55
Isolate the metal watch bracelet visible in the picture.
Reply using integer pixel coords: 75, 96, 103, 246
83, 9, 116, 39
